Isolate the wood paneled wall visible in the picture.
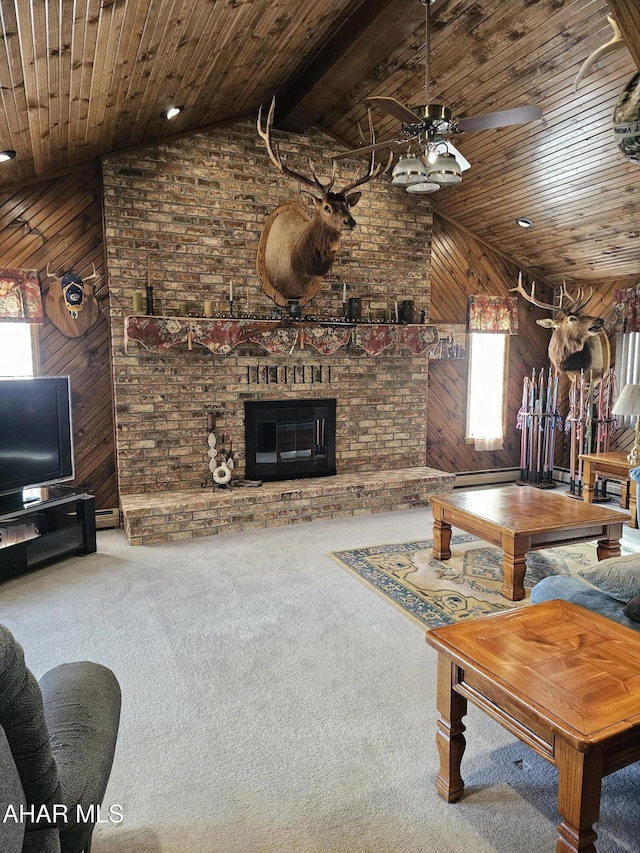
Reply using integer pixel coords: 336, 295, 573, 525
0, 165, 117, 510
427, 213, 552, 474
427, 215, 638, 475
553, 274, 640, 467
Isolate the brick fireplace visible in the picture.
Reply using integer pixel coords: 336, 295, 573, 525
102, 119, 454, 543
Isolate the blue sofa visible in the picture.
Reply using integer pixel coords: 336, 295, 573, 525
531, 550, 640, 631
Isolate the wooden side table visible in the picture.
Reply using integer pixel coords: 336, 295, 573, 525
426, 600, 640, 853
580, 451, 638, 529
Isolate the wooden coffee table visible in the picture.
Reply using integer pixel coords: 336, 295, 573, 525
429, 485, 627, 601
426, 600, 640, 853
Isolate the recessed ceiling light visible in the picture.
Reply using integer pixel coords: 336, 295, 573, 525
515, 217, 534, 228
0, 150, 16, 162
160, 106, 184, 120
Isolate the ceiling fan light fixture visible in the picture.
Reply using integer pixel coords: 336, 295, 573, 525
391, 154, 429, 186
516, 217, 535, 228
0, 150, 16, 162
160, 105, 184, 120
426, 152, 462, 184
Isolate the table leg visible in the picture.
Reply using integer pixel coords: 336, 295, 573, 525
434, 655, 467, 803
630, 479, 638, 529
433, 517, 452, 561
620, 479, 629, 509
500, 534, 529, 601
555, 738, 601, 853
596, 523, 622, 561
582, 460, 595, 504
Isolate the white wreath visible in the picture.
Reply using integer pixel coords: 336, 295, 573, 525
212, 463, 232, 485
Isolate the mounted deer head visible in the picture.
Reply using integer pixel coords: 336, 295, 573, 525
44, 262, 100, 337
510, 273, 607, 378
256, 97, 390, 307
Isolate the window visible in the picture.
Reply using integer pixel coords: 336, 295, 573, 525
0, 323, 38, 376
614, 332, 640, 428
466, 333, 508, 450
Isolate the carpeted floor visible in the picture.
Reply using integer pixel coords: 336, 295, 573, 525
0, 504, 638, 852
329, 536, 620, 628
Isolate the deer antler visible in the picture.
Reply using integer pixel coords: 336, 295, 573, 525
509, 272, 557, 311
45, 263, 58, 280
573, 15, 626, 92
339, 108, 392, 194
257, 97, 336, 195
558, 279, 593, 314
83, 263, 99, 281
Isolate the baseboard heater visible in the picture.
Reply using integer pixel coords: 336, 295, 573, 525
453, 468, 519, 488
95, 508, 120, 529
454, 468, 624, 498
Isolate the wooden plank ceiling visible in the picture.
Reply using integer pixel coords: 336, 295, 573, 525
0, 0, 638, 288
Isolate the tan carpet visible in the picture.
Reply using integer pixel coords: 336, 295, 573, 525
0, 509, 638, 852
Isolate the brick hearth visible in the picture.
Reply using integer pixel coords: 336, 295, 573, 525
120, 467, 455, 545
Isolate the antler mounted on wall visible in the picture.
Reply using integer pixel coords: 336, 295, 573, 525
510, 273, 608, 378
256, 97, 390, 308
573, 15, 627, 92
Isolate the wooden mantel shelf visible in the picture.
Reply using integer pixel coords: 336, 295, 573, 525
125, 315, 440, 356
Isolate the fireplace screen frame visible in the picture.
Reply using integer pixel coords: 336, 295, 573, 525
244, 398, 336, 482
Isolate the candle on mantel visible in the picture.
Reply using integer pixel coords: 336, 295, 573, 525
203, 301, 213, 317
394, 300, 399, 322
229, 282, 233, 302
342, 282, 346, 304
133, 291, 144, 312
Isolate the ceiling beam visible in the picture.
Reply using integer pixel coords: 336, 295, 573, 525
275, 0, 446, 133
606, 0, 640, 68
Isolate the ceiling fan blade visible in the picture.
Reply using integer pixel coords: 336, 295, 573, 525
454, 105, 542, 133
367, 96, 422, 125
331, 138, 407, 160
443, 140, 471, 172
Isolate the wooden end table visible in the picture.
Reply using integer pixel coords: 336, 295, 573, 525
580, 451, 638, 529
429, 485, 627, 601
426, 600, 640, 852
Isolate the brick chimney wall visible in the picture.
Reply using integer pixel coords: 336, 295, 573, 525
102, 119, 432, 495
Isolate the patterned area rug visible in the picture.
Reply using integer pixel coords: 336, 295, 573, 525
329, 535, 606, 629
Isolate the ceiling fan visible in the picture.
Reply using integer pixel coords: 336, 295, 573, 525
333, 0, 542, 194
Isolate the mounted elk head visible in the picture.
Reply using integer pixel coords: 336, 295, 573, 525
510, 274, 607, 378
256, 97, 389, 307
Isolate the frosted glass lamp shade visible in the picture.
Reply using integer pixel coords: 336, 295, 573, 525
427, 152, 462, 184
391, 155, 428, 186
406, 181, 440, 194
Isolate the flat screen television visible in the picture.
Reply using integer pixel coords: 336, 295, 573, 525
0, 376, 74, 512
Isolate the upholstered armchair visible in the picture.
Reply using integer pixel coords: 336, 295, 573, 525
0, 623, 121, 853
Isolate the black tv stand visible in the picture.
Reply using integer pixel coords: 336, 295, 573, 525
0, 486, 96, 581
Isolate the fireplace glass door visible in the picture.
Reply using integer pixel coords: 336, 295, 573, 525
244, 399, 336, 481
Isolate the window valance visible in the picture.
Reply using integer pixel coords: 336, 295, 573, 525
467, 295, 518, 334
611, 286, 640, 333
0, 268, 44, 322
